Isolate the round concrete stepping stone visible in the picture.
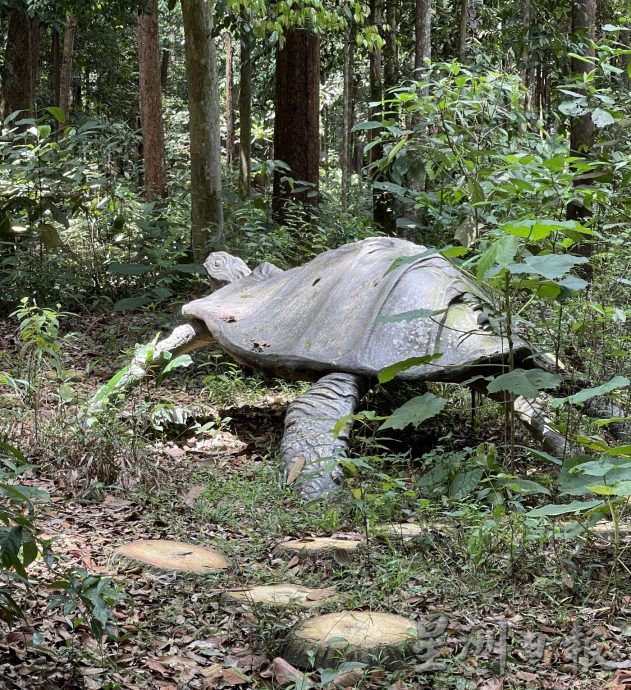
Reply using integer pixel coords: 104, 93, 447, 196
114, 539, 230, 573
225, 583, 337, 608
277, 537, 363, 555
374, 523, 425, 539
285, 610, 417, 668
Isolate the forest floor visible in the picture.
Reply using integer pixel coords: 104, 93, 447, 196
1, 312, 631, 690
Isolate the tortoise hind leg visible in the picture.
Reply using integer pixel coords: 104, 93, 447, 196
281, 373, 367, 500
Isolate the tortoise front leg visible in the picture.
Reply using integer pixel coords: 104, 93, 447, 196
281, 373, 368, 500
513, 395, 576, 458
87, 319, 213, 423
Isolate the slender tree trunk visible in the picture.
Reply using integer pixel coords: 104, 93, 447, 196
567, 0, 597, 278
160, 48, 170, 92
369, 0, 392, 229
620, 29, 630, 92
52, 27, 61, 107
458, 0, 468, 62
2, 7, 40, 119
414, 0, 431, 73
182, 0, 224, 257
239, 23, 252, 198
341, 28, 354, 204
383, 0, 397, 89
138, 0, 166, 200
224, 31, 235, 166
59, 15, 76, 123
520, 0, 535, 110
272, 28, 320, 223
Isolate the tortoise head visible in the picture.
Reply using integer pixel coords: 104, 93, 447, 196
203, 252, 252, 291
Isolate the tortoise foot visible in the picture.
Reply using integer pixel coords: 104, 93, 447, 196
280, 373, 367, 499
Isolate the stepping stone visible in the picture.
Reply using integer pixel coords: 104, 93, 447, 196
277, 537, 363, 555
285, 610, 417, 668
113, 539, 230, 574
374, 523, 425, 539
225, 584, 337, 608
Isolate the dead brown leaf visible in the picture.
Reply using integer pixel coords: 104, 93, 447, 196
332, 667, 365, 686
272, 657, 306, 687
285, 456, 305, 485
146, 659, 169, 677
222, 667, 250, 685
184, 484, 205, 506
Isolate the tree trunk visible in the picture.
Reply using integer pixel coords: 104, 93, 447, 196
224, 31, 235, 166
458, 0, 468, 62
59, 15, 77, 124
238, 23, 252, 198
341, 28, 354, 205
383, 0, 397, 89
567, 0, 597, 278
272, 28, 320, 223
520, 0, 535, 110
52, 27, 61, 107
414, 0, 431, 72
138, 0, 166, 200
2, 7, 40, 119
369, 0, 391, 229
181, 0, 224, 258
161, 48, 170, 92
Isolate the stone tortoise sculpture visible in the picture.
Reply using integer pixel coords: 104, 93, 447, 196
90, 237, 624, 499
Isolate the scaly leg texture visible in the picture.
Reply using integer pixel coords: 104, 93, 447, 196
281, 373, 367, 500
87, 320, 212, 423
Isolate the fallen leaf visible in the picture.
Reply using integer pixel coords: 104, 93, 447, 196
146, 659, 169, 677
184, 484, 205, 506
286, 456, 305, 485
222, 667, 250, 686
272, 657, 306, 687
332, 667, 365, 686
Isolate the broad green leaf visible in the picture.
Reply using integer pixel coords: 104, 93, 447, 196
591, 108, 615, 128
113, 296, 152, 311
373, 181, 408, 197
90, 364, 132, 406
526, 499, 604, 517
507, 254, 588, 280
44, 106, 66, 123
351, 120, 385, 131
501, 219, 560, 241
559, 99, 587, 116
571, 458, 614, 476
588, 485, 616, 496
486, 369, 561, 399
161, 354, 193, 377
449, 469, 484, 499
475, 234, 520, 281
379, 392, 447, 430
0, 442, 26, 465
552, 375, 629, 407
526, 448, 563, 466
502, 479, 551, 495
468, 179, 484, 204
603, 445, 631, 458
378, 354, 443, 384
